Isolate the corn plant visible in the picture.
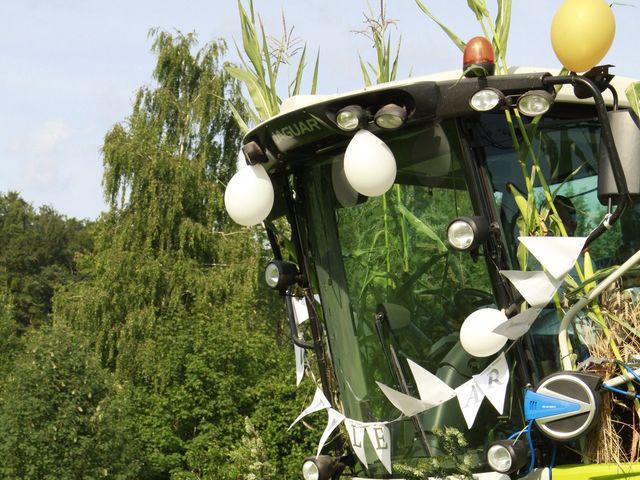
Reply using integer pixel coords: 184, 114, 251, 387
226, 0, 319, 133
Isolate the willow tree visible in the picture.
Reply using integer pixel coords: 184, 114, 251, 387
52, 31, 308, 478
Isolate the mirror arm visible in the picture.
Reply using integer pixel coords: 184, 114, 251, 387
543, 75, 630, 246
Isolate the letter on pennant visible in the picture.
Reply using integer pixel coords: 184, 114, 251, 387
365, 423, 392, 474
344, 419, 368, 466
455, 378, 486, 429
473, 353, 509, 415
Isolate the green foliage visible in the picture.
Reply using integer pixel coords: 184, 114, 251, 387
626, 81, 640, 118
227, 417, 275, 480
0, 323, 141, 480
413, 0, 511, 71
226, 0, 320, 130
0, 292, 22, 378
355, 1, 401, 86
49, 29, 311, 479
0, 191, 93, 329
393, 427, 475, 479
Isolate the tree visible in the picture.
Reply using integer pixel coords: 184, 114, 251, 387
52, 30, 311, 478
0, 323, 141, 480
0, 191, 93, 329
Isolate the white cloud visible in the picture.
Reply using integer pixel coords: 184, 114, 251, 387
10, 120, 73, 155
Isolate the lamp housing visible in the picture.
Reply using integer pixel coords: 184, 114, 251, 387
301, 455, 338, 480
336, 105, 369, 131
241, 140, 267, 165
264, 260, 301, 290
470, 88, 505, 112
486, 439, 530, 474
447, 216, 490, 251
517, 90, 555, 117
374, 104, 407, 129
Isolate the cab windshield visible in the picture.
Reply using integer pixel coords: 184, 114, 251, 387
298, 120, 509, 468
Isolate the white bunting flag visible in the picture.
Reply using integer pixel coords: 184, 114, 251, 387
492, 308, 543, 340
292, 297, 310, 325
344, 419, 368, 466
289, 388, 331, 430
519, 236, 587, 280
366, 423, 392, 474
500, 270, 563, 307
376, 381, 431, 416
407, 359, 457, 406
295, 345, 305, 386
316, 408, 345, 457
455, 378, 486, 429
473, 353, 509, 415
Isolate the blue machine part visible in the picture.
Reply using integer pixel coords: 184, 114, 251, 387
524, 389, 581, 421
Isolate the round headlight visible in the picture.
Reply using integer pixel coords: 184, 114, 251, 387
302, 459, 320, 480
470, 88, 504, 112
486, 439, 530, 474
374, 104, 407, 129
264, 260, 300, 290
447, 216, 490, 251
336, 105, 367, 131
264, 262, 281, 288
448, 220, 475, 250
487, 443, 513, 473
517, 90, 554, 117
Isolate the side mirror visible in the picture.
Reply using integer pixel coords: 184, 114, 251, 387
598, 109, 640, 204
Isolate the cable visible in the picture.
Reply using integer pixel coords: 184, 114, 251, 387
548, 442, 557, 480
602, 383, 640, 400
622, 363, 640, 383
526, 421, 535, 473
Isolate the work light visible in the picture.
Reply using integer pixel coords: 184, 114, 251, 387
517, 90, 554, 117
470, 88, 505, 112
374, 104, 407, 129
264, 260, 300, 290
336, 105, 368, 131
487, 439, 529, 474
447, 216, 489, 251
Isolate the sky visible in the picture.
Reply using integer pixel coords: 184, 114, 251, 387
2, 0, 638, 220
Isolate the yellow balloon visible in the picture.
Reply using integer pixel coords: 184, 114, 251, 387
551, 0, 615, 73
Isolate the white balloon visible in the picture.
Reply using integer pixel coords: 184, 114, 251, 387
344, 130, 397, 197
224, 163, 274, 226
459, 308, 508, 358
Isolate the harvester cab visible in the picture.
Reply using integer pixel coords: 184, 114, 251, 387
225, 60, 640, 479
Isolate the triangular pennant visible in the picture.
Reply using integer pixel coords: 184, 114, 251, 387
455, 378, 486, 429
365, 423, 392, 474
473, 353, 509, 415
344, 419, 368, 467
295, 345, 305, 386
292, 296, 309, 325
500, 270, 563, 307
316, 408, 345, 457
492, 308, 543, 340
407, 359, 456, 406
376, 381, 430, 416
288, 388, 331, 430
519, 236, 587, 280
